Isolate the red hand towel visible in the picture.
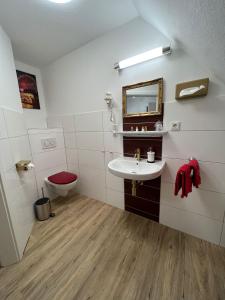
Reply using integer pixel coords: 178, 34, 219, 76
189, 159, 201, 188
174, 164, 192, 198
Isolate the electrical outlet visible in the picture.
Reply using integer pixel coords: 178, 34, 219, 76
170, 121, 181, 131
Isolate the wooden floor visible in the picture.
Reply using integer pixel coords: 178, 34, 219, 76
0, 195, 225, 300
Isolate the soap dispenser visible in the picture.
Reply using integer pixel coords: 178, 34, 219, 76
147, 147, 155, 163
154, 121, 163, 131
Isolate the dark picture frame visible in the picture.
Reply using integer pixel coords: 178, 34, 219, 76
16, 70, 40, 109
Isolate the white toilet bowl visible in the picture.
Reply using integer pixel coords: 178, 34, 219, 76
45, 171, 78, 197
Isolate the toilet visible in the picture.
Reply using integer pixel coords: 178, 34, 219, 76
45, 171, 78, 197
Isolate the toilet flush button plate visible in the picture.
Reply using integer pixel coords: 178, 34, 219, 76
41, 138, 57, 150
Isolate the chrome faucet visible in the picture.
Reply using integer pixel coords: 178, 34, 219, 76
134, 148, 141, 161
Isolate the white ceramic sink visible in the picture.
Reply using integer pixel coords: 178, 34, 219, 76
108, 157, 166, 181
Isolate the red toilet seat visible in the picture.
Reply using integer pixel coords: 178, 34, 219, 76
48, 171, 78, 185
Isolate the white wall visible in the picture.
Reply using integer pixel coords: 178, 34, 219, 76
43, 18, 170, 114
160, 96, 225, 245
47, 112, 124, 210
0, 27, 41, 266
0, 27, 21, 112
43, 17, 225, 246
0, 108, 38, 260
28, 128, 67, 199
0, 175, 19, 266
15, 61, 47, 129
43, 18, 225, 114
0, 26, 22, 266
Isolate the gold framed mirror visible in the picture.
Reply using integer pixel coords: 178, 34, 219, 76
122, 78, 163, 117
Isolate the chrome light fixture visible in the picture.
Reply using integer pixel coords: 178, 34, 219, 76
114, 46, 171, 70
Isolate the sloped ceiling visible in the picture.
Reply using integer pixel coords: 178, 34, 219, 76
1, 0, 224, 81
0, 0, 138, 66
134, 0, 225, 82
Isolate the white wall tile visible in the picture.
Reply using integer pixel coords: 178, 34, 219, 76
0, 108, 7, 139
77, 132, 104, 151
24, 114, 47, 130
64, 132, 77, 149
162, 101, 225, 245
106, 188, 124, 210
33, 149, 67, 172
162, 158, 225, 194
0, 139, 14, 171
162, 131, 225, 163
160, 203, 222, 245
75, 111, 103, 132
164, 98, 225, 131
104, 151, 124, 193
28, 128, 63, 135
29, 131, 65, 154
106, 171, 124, 193
79, 166, 106, 202
47, 115, 62, 128
104, 132, 123, 153
61, 115, 75, 132
2, 168, 37, 257
10, 135, 32, 164
103, 109, 122, 132
3, 109, 26, 137
161, 182, 225, 221
66, 149, 79, 171
220, 223, 225, 247
29, 128, 68, 201
104, 151, 123, 165
78, 149, 105, 170
0, 181, 20, 266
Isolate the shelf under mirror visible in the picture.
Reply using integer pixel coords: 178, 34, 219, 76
117, 130, 168, 137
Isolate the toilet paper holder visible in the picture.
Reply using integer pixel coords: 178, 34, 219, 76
16, 160, 34, 171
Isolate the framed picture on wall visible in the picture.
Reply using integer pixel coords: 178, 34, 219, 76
16, 70, 40, 109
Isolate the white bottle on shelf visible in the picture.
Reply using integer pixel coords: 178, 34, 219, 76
147, 147, 155, 163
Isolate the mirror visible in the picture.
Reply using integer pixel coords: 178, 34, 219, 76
123, 78, 163, 117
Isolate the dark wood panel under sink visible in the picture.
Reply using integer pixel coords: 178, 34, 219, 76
123, 114, 163, 222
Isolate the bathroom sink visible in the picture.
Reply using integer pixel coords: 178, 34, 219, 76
108, 157, 166, 181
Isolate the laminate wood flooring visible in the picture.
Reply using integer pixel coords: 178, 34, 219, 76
0, 194, 225, 300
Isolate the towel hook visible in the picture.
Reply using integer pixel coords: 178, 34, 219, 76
189, 157, 196, 161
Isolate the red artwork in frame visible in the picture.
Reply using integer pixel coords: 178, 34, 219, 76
16, 70, 40, 109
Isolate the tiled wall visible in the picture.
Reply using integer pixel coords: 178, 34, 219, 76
123, 114, 164, 222
0, 107, 38, 260
47, 100, 225, 247
47, 109, 124, 209
0, 109, 69, 264
161, 97, 225, 246
28, 128, 67, 199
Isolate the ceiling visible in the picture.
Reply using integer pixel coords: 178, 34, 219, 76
134, 0, 225, 83
0, 0, 138, 66
0, 0, 225, 83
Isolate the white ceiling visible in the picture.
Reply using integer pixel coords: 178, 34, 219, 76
0, 0, 138, 66
1, 0, 225, 82
134, 0, 225, 82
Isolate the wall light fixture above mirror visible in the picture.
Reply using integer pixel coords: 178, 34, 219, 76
114, 47, 171, 70
122, 78, 163, 117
